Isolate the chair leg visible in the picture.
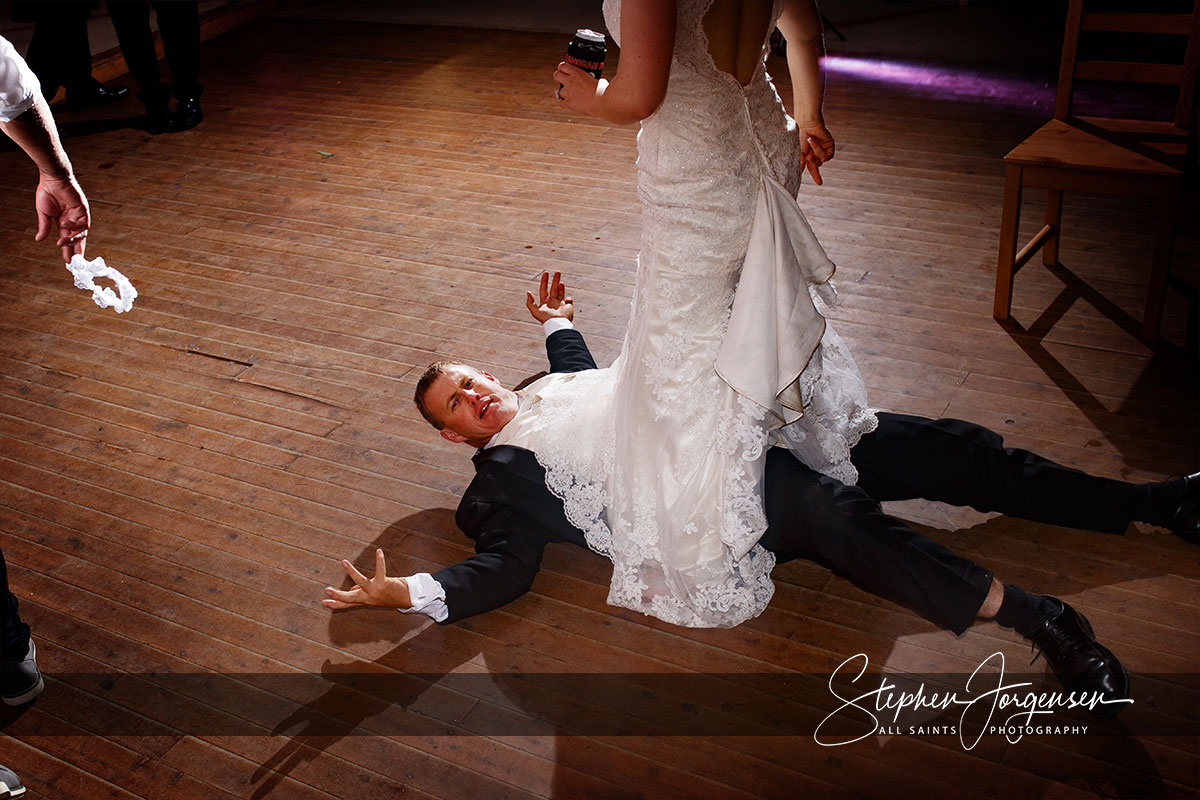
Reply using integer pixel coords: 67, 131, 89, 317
993, 164, 1023, 319
1043, 189, 1062, 266
1143, 187, 1179, 341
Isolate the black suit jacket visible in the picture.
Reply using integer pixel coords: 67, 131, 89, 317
434, 328, 596, 623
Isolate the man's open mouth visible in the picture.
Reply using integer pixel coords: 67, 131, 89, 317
479, 397, 493, 418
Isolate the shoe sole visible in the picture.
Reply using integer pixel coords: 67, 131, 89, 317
1, 786, 26, 798
1, 674, 44, 706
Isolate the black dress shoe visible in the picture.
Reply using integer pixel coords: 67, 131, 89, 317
1167, 472, 1200, 544
172, 84, 204, 132
144, 107, 181, 135
1029, 598, 1130, 720
174, 96, 203, 131
138, 86, 179, 135
0, 639, 43, 706
65, 81, 129, 111
0, 764, 24, 798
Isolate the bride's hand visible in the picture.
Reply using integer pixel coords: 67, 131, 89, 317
526, 270, 574, 323
554, 61, 606, 117
797, 121, 834, 186
322, 549, 413, 610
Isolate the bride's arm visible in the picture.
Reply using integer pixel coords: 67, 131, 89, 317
777, 0, 833, 185
554, 0, 675, 125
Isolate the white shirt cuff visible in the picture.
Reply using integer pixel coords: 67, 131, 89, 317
542, 318, 574, 337
399, 572, 449, 622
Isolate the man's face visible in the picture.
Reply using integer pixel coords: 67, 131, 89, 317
425, 364, 520, 445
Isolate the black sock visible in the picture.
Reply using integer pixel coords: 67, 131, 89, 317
993, 584, 1058, 638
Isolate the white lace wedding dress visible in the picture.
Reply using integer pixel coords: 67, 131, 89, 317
522, 0, 876, 627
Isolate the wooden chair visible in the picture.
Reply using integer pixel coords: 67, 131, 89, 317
993, 0, 1199, 340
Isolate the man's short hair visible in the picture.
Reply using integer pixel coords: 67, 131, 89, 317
414, 361, 455, 430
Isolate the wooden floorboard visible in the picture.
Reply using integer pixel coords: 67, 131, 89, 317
1, 15, 1197, 800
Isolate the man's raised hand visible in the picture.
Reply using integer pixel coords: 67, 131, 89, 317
322, 548, 413, 610
525, 270, 574, 323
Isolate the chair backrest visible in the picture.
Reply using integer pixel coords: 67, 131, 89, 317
1053, 0, 1200, 130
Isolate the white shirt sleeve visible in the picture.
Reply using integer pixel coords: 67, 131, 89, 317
0, 35, 41, 123
542, 318, 575, 337
399, 572, 449, 622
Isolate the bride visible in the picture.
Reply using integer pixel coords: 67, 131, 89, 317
325, 0, 877, 630
535, 0, 876, 627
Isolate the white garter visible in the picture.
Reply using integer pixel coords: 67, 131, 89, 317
66, 255, 138, 314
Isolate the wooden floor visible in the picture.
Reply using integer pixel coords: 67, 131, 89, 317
1, 17, 1198, 800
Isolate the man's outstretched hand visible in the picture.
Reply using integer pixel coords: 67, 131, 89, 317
322, 548, 413, 610
525, 270, 574, 323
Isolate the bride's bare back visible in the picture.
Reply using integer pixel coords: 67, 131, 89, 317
702, 0, 774, 86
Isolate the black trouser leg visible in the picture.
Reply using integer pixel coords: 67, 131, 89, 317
23, 21, 62, 97
150, 0, 200, 96
851, 413, 1139, 534
106, 0, 162, 94
0, 549, 31, 663
760, 448, 993, 635
24, 4, 94, 97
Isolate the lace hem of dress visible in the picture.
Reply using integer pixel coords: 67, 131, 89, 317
526, 369, 779, 628
773, 326, 879, 485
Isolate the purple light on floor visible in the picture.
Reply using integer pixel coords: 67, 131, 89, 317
822, 55, 1051, 109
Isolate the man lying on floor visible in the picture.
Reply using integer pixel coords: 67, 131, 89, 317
324, 272, 1198, 719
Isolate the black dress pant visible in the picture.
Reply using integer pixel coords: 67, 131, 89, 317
760, 413, 1143, 635
107, 0, 200, 96
0, 549, 31, 663
20, 1, 96, 98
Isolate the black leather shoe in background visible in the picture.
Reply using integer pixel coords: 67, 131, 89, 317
1167, 472, 1200, 544
0, 764, 25, 799
144, 106, 180, 135
0, 639, 43, 706
172, 84, 204, 132
65, 80, 129, 111
175, 96, 203, 131
1030, 598, 1130, 720
138, 85, 179, 134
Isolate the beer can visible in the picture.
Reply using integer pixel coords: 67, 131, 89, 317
566, 29, 607, 80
